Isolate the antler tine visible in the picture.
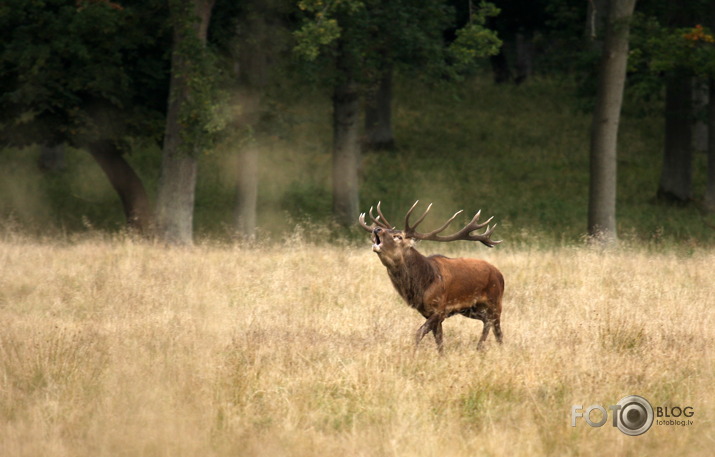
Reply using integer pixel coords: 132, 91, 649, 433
358, 212, 374, 232
358, 203, 393, 232
409, 208, 463, 238
411, 208, 502, 248
466, 221, 502, 247
368, 206, 382, 227
374, 201, 395, 229
465, 210, 490, 230
404, 201, 434, 232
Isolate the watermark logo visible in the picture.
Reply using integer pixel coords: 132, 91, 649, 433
571, 395, 694, 436
571, 395, 654, 436
612, 395, 654, 436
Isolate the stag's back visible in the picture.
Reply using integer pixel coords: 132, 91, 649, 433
430, 256, 504, 310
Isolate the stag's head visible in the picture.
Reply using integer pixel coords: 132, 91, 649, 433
368, 225, 414, 267
358, 201, 501, 266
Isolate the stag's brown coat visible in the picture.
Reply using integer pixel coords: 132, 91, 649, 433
360, 201, 504, 352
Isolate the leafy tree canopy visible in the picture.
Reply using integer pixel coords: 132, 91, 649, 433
0, 0, 170, 149
293, 0, 502, 84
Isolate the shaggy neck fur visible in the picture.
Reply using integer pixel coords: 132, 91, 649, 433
380, 247, 438, 309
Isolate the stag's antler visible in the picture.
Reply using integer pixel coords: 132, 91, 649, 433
404, 201, 501, 247
358, 201, 395, 232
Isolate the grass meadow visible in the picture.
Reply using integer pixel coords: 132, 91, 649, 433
0, 235, 713, 456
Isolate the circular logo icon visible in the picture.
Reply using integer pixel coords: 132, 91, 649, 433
615, 395, 654, 436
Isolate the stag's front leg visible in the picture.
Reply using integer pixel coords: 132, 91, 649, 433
433, 320, 444, 353
415, 314, 444, 352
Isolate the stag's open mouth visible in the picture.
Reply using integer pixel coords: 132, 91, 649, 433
372, 232, 382, 253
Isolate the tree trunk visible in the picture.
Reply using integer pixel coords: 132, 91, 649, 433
231, 1, 273, 238
657, 75, 693, 204
88, 141, 152, 233
234, 146, 259, 237
364, 67, 395, 150
332, 78, 361, 227
705, 2, 715, 212
490, 49, 512, 84
587, 0, 637, 243
706, 78, 715, 211
37, 144, 65, 172
156, 155, 197, 244
155, 0, 215, 245
514, 31, 533, 85
692, 79, 708, 153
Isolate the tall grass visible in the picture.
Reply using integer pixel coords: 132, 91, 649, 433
1, 236, 712, 456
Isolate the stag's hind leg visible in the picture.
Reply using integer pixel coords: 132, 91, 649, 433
477, 319, 492, 351
459, 305, 492, 350
493, 317, 503, 344
478, 309, 503, 350
491, 294, 504, 345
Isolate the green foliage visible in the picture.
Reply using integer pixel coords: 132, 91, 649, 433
0, 0, 170, 147
293, 18, 342, 62
292, 0, 500, 85
447, 2, 502, 76
627, 4, 715, 111
293, 0, 349, 62
168, 0, 227, 156
631, 14, 715, 77
293, 0, 351, 61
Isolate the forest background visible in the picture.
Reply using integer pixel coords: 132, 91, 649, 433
2, 0, 715, 246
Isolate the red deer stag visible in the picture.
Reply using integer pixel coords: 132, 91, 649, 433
358, 201, 504, 352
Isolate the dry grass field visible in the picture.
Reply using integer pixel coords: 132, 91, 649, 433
0, 235, 713, 456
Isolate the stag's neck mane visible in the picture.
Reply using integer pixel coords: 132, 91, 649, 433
384, 247, 439, 309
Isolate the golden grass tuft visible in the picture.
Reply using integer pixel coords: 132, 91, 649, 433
0, 238, 713, 456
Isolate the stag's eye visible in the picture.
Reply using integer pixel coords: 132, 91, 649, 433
393, 235, 403, 241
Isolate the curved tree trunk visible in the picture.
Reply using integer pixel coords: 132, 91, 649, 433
364, 67, 395, 150
89, 141, 152, 233
587, 0, 637, 243
332, 77, 361, 227
155, 0, 215, 245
